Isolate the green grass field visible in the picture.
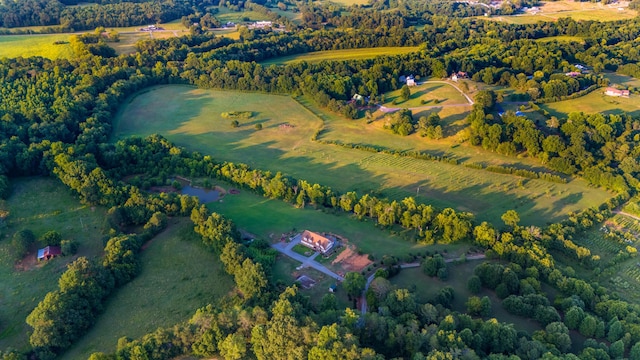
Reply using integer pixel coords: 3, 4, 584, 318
60, 218, 234, 360
541, 90, 640, 118
0, 34, 75, 59
604, 72, 640, 89
260, 47, 420, 66
206, 185, 427, 258
0, 177, 108, 350
112, 85, 613, 226
381, 81, 470, 108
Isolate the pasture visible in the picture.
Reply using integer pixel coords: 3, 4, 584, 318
260, 47, 420, 66
484, 0, 637, 24
60, 218, 234, 360
112, 85, 613, 226
0, 177, 108, 350
604, 72, 640, 89
0, 34, 74, 59
540, 90, 640, 118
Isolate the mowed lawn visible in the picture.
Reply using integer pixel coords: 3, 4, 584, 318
541, 90, 640, 118
206, 187, 427, 258
112, 85, 613, 226
0, 177, 108, 350
260, 47, 420, 66
381, 81, 471, 108
61, 218, 234, 360
0, 34, 74, 59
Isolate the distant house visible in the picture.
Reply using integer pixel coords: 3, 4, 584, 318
300, 230, 335, 255
406, 75, 416, 86
451, 71, 468, 82
37, 246, 61, 261
574, 64, 588, 71
605, 87, 630, 97
254, 21, 272, 28
565, 71, 581, 77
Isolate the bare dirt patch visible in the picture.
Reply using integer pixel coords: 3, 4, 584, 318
332, 245, 372, 272
14, 252, 40, 271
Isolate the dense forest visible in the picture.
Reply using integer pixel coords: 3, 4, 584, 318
2, 0, 640, 359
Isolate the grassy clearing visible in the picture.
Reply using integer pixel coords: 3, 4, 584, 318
206, 185, 427, 258
260, 47, 420, 66
381, 81, 470, 108
540, 90, 640, 118
392, 263, 542, 335
0, 34, 74, 59
535, 35, 585, 44
215, 8, 269, 23
112, 85, 613, 226
483, 0, 637, 24
603, 72, 640, 89
61, 218, 234, 360
0, 177, 108, 350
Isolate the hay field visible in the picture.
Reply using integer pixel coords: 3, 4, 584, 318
0, 34, 74, 59
112, 85, 613, 226
260, 47, 420, 65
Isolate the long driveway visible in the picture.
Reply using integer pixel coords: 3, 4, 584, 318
271, 234, 344, 281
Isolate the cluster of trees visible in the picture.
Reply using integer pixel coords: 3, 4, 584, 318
0, 0, 197, 30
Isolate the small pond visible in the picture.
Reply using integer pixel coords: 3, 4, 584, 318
181, 185, 221, 203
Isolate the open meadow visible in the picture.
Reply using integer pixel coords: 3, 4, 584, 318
0, 34, 75, 59
540, 89, 640, 118
0, 177, 108, 350
60, 218, 234, 360
112, 85, 613, 226
260, 47, 420, 66
484, 0, 637, 24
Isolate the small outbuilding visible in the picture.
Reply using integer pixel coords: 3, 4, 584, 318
37, 246, 61, 261
329, 284, 338, 293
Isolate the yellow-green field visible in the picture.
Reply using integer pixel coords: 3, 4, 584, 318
260, 47, 420, 65
535, 35, 585, 44
0, 34, 74, 59
541, 90, 640, 118
112, 85, 613, 226
484, 0, 637, 24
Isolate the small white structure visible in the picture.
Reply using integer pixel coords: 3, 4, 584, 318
254, 21, 272, 28
406, 75, 416, 86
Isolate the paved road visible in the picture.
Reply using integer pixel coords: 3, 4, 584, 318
359, 253, 486, 314
271, 234, 344, 281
